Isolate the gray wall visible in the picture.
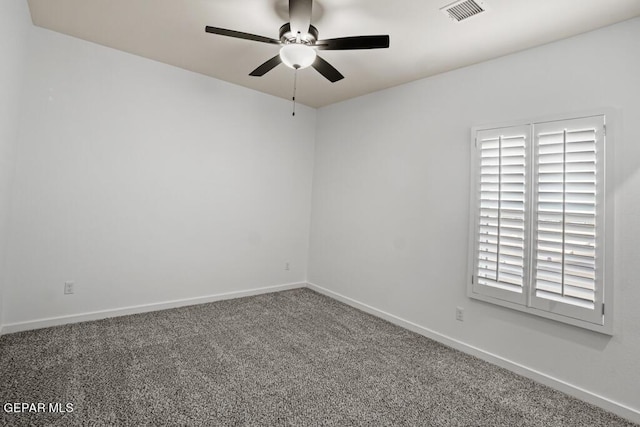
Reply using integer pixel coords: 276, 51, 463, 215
309, 17, 640, 418
3, 26, 316, 325
0, 0, 31, 328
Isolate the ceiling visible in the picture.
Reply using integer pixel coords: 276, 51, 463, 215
27, 0, 640, 108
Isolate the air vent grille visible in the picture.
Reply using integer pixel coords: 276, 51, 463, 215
442, 0, 486, 22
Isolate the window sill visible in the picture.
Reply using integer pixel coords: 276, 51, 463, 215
467, 289, 613, 335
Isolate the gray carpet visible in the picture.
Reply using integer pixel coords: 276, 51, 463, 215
0, 288, 635, 426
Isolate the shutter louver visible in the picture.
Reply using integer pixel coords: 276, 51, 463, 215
474, 126, 529, 303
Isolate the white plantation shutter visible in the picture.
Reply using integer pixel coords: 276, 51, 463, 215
531, 116, 605, 324
469, 114, 611, 332
473, 125, 529, 304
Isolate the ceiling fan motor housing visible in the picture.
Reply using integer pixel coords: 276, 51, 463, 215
279, 23, 318, 44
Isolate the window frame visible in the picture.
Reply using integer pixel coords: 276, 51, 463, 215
466, 110, 615, 335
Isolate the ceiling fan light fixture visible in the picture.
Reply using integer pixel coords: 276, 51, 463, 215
279, 44, 316, 70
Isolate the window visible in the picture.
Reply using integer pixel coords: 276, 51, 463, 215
467, 114, 613, 334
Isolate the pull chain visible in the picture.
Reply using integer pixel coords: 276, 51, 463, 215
292, 31, 301, 116
292, 67, 298, 116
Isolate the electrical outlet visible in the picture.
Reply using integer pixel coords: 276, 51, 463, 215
455, 306, 464, 322
64, 281, 75, 295
284, 262, 290, 271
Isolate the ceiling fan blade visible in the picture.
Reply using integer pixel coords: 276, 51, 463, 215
312, 56, 344, 83
205, 26, 280, 45
315, 35, 390, 50
289, 0, 312, 36
249, 55, 282, 77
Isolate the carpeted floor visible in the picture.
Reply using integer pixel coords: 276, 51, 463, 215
0, 288, 635, 426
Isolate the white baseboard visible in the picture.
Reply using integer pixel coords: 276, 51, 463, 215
1, 282, 306, 335
306, 282, 640, 425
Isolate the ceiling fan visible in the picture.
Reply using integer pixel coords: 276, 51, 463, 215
204, 0, 390, 83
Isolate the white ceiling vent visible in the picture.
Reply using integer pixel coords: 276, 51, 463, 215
441, 0, 486, 22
